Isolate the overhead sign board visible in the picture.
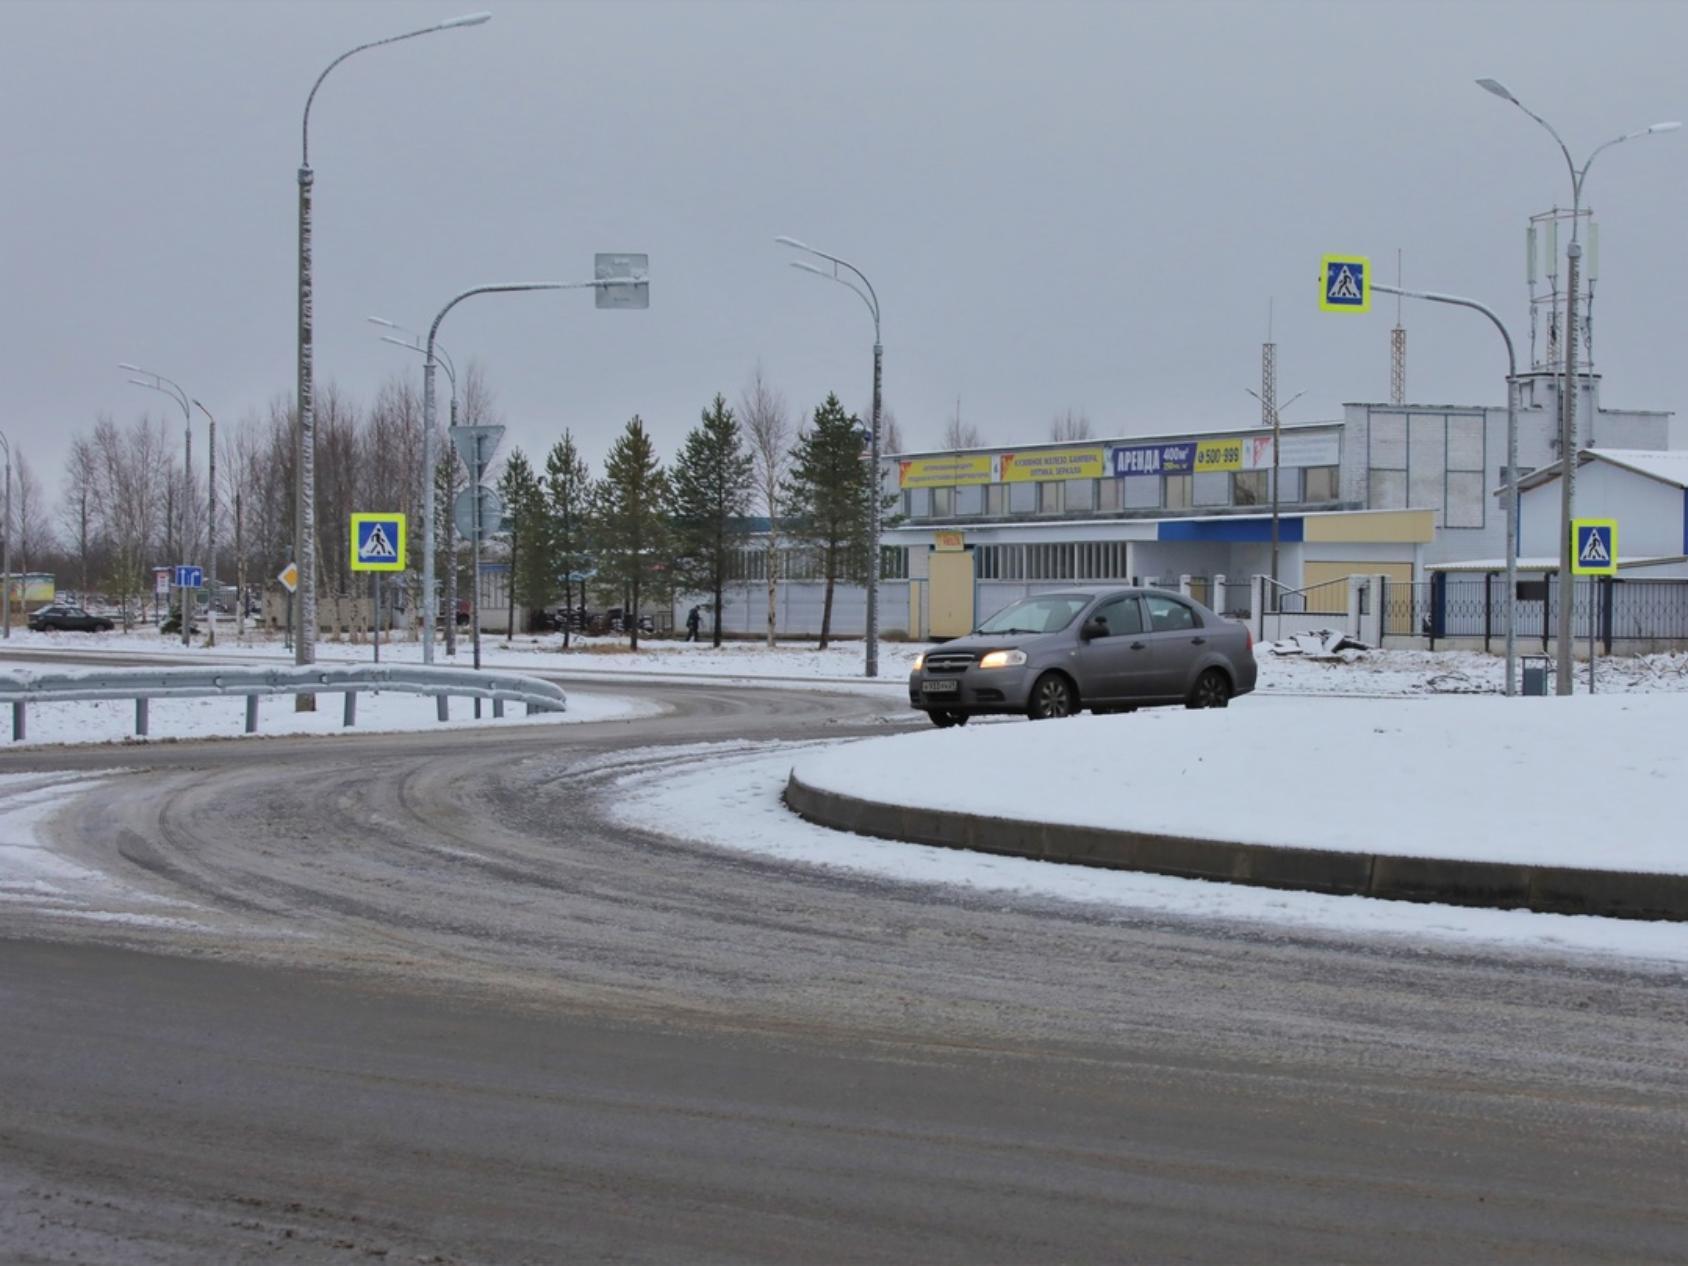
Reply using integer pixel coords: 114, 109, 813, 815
1193, 438, 1245, 473
277, 562, 298, 593
174, 565, 204, 589
1111, 443, 1195, 477
898, 454, 993, 488
350, 513, 407, 573
999, 447, 1105, 483
595, 252, 650, 310
1571, 518, 1618, 576
1319, 254, 1371, 313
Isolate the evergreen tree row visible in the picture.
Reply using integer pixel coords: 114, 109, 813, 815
497, 391, 886, 650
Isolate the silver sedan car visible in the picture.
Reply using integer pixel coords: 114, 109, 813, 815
908, 586, 1257, 726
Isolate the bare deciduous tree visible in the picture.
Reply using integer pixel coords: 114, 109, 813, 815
1049, 408, 1094, 442
740, 363, 790, 646
940, 398, 983, 451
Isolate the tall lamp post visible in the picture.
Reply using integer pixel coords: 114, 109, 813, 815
1476, 78, 1679, 695
0, 429, 11, 639
1243, 385, 1305, 588
121, 363, 203, 648
1373, 282, 1521, 696
193, 399, 217, 646
776, 235, 884, 679
294, 12, 490, 689
417, 278, 637, 663
370, 317, 459, 653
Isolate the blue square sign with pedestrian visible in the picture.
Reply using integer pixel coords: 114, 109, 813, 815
1571, 518, 1617, 576
350, 513, 407, 573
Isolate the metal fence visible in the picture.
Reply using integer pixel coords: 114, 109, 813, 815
0, 663, 568, 742
1383, 573, 1688, 651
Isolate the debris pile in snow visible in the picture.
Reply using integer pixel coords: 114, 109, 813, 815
1265, 629, 1370, 660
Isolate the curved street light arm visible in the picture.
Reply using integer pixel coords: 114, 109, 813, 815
789, 261, 878, 329
379, 333, 457, 391
302, 13, 491, 165
427, 282, 566, 350
778, 237, 881, 336
368, 317, 456, 380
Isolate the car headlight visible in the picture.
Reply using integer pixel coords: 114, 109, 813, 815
912, 652, 925, 672
978, 649, 1027, 670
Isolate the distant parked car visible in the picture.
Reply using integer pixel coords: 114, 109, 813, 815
28, 603, 115, 633
908, 586, 1257, 727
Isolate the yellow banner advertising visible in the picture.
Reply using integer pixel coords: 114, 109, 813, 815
1194, 438, 1245, 472
998, 447, 1104, 483
898, 455, 994, 488
933, 531, 966, 551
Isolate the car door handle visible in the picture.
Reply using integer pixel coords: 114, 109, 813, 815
1130, 641, 1146, 651
1191, 636, 1206, 645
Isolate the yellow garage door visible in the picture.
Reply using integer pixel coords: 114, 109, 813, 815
928, 550, 976, 639
1302, 561, 1416, 632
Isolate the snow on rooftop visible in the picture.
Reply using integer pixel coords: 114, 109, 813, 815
1585, 448, 1688, 489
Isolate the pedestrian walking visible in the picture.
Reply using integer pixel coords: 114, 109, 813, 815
686, 605, 702, 642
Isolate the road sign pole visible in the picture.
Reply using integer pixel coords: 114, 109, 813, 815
373, 572, 380, 663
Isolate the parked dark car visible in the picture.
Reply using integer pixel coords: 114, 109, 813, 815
28, 603, 115, 633
908, 586, 1256, 727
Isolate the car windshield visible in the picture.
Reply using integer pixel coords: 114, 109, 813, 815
975, 594, 1091, 635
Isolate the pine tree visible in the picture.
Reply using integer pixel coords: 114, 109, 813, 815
781, 393, 873, 649
671, 394, 755, 647
496, 448, 549, 636
594, 416, 670, 651
544, 431, 595, 648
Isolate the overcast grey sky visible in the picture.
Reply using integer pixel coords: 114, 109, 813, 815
3, 0, 1686, 486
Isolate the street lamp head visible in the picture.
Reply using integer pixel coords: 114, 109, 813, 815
437, 11, 492, 29
366, 315, 400, 329
1476, 77, 1516, 102
117, 362, 144, 373
774, 235, 810, 252
1648, 121, 1683, 134
789, 261, 829, 279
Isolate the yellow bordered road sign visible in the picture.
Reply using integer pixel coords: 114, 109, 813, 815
1571, 518, 1617, 576
350, 513, 407, 573
1319, 254, 1371, 313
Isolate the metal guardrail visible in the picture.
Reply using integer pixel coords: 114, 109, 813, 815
0, 663, 567, 742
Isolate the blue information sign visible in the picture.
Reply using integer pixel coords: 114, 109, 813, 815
174, 565, 204, 589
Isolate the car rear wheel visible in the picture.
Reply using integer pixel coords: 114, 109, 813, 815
1186, 668, 1232, 709
928, 710, 969, 729
1026, 672, 1077, 720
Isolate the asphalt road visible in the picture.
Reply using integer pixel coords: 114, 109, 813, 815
2, 668, 1686, 1263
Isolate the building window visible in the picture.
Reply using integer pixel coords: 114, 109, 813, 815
1193, 471, 1230, 506
1064, 478, 1096, 512
1233, 470, 1268, 506
931, 486, 954, 518
1275, 467, 1302, 503
1009, 483, 1036, 514
1123, 475, 1160, 509
880, 547, 909, 580
904, 488, 931, 518
955, 485, 983, 516
1164, 474, 1191, 509
985, 484, 1005, 515
1097, 478, 1122, 512
1304, 466, 1338, 501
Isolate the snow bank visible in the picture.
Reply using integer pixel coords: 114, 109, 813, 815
791, 695, 1688, 875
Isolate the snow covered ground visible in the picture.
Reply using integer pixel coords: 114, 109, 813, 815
9, 624, 1688, 697
792, 694, 1688, 874
0, 657, 661, 748
608, 738, 1688, 969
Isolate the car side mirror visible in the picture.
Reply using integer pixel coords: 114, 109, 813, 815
1080, 616, 1108, 641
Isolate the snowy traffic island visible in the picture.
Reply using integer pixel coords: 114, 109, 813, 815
786, 694, 1688, 921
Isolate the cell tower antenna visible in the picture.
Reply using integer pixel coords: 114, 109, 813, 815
1390, 249, 1406, 405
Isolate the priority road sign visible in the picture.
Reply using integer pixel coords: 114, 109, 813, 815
277, 562, 298, 593
1319, 254, 1371, 313
351, 513, 407, 573
450, 425, 505, 471
174, 565, 204, 589
1571, 518, 1618, 576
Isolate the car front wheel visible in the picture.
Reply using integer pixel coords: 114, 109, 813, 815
928, 710, 969, 729
1026, 672, 1077, 720
1186, 668, 1232, 709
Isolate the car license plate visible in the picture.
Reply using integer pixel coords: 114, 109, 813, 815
921, 679, 958, 695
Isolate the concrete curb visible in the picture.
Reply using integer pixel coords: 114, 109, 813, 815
783, 771, 1688, 922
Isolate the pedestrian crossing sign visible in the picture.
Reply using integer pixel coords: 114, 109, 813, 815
1319, 254, 1371, 313
350, 513, 407, 573
1571, 518, 1617, 576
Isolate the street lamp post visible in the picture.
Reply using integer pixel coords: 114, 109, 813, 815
370, 318, 458, 652
0, 430, 11, 640
1373, 282, 1521, 696
776, 236, 884, 679
1244, 385, 1305, 588
294, 12, 490, 690
1477, 78, 1679, 695
121, 363, 201, 648
193, 399, 217, 646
